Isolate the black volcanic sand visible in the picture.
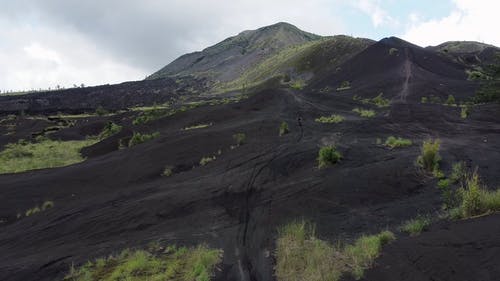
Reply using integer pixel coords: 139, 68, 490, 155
1, 39, 500, 281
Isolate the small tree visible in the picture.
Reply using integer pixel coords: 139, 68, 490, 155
416, 139, 441, 174
233, 133, 246, 146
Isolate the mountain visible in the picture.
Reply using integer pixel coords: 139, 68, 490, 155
427, 41, 500, 69
148, 22, 321, 82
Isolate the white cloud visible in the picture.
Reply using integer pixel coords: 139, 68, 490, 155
402, 0, 500, 47
353, 0, 398, 28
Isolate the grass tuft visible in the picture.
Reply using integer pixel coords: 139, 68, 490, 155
128, 132, 160, 147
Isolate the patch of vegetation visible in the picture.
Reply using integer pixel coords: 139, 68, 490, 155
460, 104, 472, 119
0, 139, 98, 174
99, 122, 122, 140
128, 132, 160, 147
318, 146, 342, 169
416, 139, 441, 175
445, 94, 456, 105
133, 106, 171, 125
466, 69, 491, 81
389, 48, 399, 55
421, 96, 428, 103
233, 133, 246, 146
456, 170, 500, 218
352, 108, 376, 118
184, 123, 212, 130
315, 114, 344, 123
279, 121, 289, 136
337, 81, 351, 91
360, 93, 390, 108
200, 156, 216, 166
162, 166, 173, 177
384, 136, 412, 149
25, 201, 54, 217
290, 80, 306, 90
64, 244, 222, 281
400, 216, 431, 236
275, 220, 395, 281
95, 106, 108, 116
450, 161, 467, 184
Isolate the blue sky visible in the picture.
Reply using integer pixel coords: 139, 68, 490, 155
0, 0, 498, 91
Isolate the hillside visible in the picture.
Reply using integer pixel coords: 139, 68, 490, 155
1, 22, 500, 281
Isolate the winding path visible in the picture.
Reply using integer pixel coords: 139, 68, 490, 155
399, 48, 412, 102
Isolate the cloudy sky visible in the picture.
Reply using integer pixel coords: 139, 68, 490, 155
0, 0, 498, 92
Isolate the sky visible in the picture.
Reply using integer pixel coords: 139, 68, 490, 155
0, 0, 499, 92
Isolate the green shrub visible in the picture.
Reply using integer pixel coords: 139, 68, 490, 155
400, 216, 431, 236
352, 108, 376, 118
384, 136, 412, 148
279, 121, 289, 136
318, 146, 342, 168
99, 122, 122, 140
459, 171, 482, 217
416, 139, 441, 174
429, 95, 442, 104
128, 132, 160, 147
315, 114, 344, 123
233, 133, 246, 146
275, 220, 394, 281
64, 244, 222, 281
24, 200, 54, 217
421, 97, 428, 103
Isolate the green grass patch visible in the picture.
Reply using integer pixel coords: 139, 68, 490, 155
318, 146, 342, 168
384, 136, 412, 149
128, 132, 160, 147
315, 114, 344, 124
400, 216, 431, 236
0, 139, 98, 174
352, 108, 376, 118
64, 244, 222, 281
275, 220, 394, 281
24, 200, 54, 217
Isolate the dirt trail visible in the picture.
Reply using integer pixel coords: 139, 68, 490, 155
399, 48, 412, 102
